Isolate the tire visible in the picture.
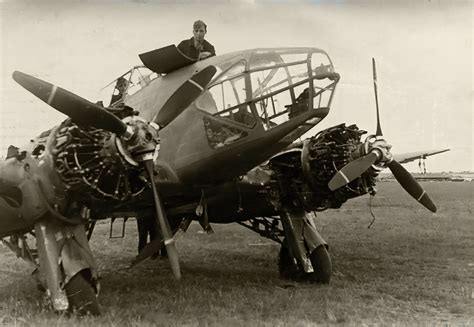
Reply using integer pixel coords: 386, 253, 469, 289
278, 239, 332, 284
64, 270, 100, 316
308, 245, 332, 284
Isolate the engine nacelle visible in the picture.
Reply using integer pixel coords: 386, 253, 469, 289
269, 124, 378, 212
0, 159, 44, 237
0, 127, 68, 237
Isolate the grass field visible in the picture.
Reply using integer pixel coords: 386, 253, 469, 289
1, 181, 473, 326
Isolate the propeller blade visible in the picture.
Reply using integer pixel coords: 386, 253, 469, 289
387, 160, 437, 212
12, 71, 127, 135
372, 58, 383, 136
328, 152, 378, 191
144, 160, 181, 279
154, 65, 217, 127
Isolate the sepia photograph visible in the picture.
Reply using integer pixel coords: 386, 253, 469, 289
0, 0, 472, 325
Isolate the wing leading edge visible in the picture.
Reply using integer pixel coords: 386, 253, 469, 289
393, 149, 450, 164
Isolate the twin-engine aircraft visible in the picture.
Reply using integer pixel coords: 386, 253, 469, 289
0, 45, 448, 315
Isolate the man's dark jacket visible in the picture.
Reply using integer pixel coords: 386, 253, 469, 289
177, 37, 215, 60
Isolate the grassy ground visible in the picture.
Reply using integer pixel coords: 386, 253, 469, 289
0, 181, 473, 326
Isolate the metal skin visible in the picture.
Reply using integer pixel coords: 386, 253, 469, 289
0, 126, 64, 238
280, 206, 328, 273
1, 46, 441, 314
159, 104, 329, 184
281, 206, 317, 273
34, 219, 98, 311
35, 219, 68, 311
1, 127, 99, 311
0, 195, 31, 237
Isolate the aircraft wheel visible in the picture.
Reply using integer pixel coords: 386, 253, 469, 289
309, 245, 332, 284
278, 240, 331, 284
65, 269, 100, 315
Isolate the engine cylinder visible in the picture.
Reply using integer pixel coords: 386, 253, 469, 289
54, 121, 146, 202
300, 124, 378, 210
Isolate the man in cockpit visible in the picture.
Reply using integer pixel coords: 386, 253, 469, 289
110, 77, 129, 106
178, 20, 215, 61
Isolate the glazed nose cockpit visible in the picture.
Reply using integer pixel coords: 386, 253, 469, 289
194, 48, 339, 148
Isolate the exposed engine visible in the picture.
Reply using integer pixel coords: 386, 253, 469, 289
54, 120, 147, 202
271, 124, 378, 211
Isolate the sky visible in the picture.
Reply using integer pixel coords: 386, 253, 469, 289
0, 0, 472, 172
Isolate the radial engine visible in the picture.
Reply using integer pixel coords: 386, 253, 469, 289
53, 116, 158, 203
270, 123, 379, 211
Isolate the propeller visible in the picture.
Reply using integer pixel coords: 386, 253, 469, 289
144, 160, 181, 279
372, 58, 383, 136
12, 67, 216, 278
328, 59, 437, 212
386, 160, 436, 212
328, 152, 378, 191
12, 71, 128, 135
154, 65, 217, 127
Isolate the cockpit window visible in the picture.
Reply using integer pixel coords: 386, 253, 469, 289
203, 117, 248, 149
212, 60, 246, 84
248, 50, 335, 130
97, 66, 159, 107
197, 48, 338, 149
128, 67, 159, 96
196, 60, 256, 128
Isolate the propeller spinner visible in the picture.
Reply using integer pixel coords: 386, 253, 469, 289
328, 59, 437, 213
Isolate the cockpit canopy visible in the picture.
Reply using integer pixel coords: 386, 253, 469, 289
194, 48, 338, 148
197, 48, 336, 129
98, 66, 159, 107
96, 47, 338, 150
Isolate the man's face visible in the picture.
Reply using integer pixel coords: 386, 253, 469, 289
117, 81, 128, 93
193, 26, 206, 41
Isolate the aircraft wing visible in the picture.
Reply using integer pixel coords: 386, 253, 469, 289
393, 149, 450, 164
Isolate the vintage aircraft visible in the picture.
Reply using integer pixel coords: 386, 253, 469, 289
0, 46, 442, 315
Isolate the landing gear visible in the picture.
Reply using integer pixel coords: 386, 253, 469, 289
279, 239, 332, 284
65, 269, 100, 315
32, 218, 100, 314
278, 203, 332, 284
237, 212, 332, 283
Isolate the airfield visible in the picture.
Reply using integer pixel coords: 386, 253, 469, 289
0, 181, 472, 325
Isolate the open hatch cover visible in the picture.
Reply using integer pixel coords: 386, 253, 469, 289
139, 45, 197, 74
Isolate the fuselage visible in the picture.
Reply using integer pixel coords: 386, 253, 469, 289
123, 47, 338, 185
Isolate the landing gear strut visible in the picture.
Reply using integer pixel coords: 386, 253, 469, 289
279, 205, 331, 283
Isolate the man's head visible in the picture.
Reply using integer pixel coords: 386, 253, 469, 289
193, 20, 207, 42
116, 77, 129, 94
